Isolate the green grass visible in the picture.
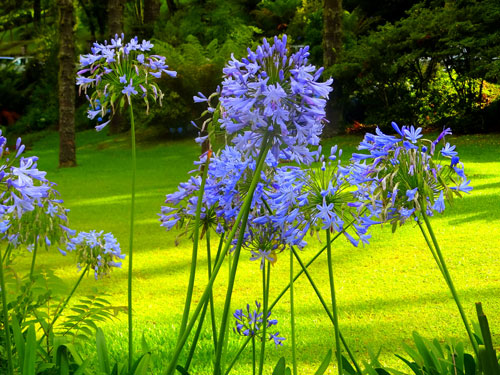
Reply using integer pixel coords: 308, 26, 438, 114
11, 129, 500, 374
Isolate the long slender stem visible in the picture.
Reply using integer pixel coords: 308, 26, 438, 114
252, 336, 256, 375
0, 246, 14, 375
184, 295, 210, 370
128, 103, 137, 370
183, 227, 218, 371
213, 140, 270, 375
420, 212, 479, 357
223, 337, 251, 375
166, 141, 270, 375
290, 247, 298, 375
291, 247, 361, 375
207, 228, 218, 350
178, 154, 210, 340
47, 265, 89, 334
29, 240, 39, 280
326, 231, 342, 375
417, 221, 445, 279
258, 262, 270, 375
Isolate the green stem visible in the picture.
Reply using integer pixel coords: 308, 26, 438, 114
178, 153, 210, 340
207, 228, 218, 350
258, 262, 270, 375
420, 212, 479, 357
326, 231, 342, 375
290, 247, 298, 375
291, 246, 361, 375
213, 139, 270, 375
268, 217, 360, 313
29, 240, 38, 280
166, 140, 270, 375
184, 228, 217, 372
252, 336, 256, 375
0, 246, 14, 375
184, 294, 210, 370
222, 336, 251, 375
47, 265, 89, 335
417, 221, 445, 279
128, 103, 137, 370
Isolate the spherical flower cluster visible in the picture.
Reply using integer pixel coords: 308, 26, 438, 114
219, 35, 333, 164
233, 301, 284, 347
76, 34, 177, 131
0, 133, 72, 250
351, 123, 472, 227
160, 143, 377, 271
65, 230, 125, 279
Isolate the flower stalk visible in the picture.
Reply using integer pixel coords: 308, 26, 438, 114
290, 246, 298, 375
128, 102, 137, 369
0, 246, 14, 375
178, 153, 210, 340
326, 230, 342, 375
213, 137, 271, 375
166, 137, 270, 375
420, 211, 479, 357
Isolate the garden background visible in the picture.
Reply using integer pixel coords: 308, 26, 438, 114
0, 0, 500, 374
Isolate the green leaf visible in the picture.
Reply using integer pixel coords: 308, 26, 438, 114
56, 345, 70, 375
11, 315, 25, 366
131, 353, 151, 375
315, 349, 332, 375
464, 354, 476, 375
341, 355, 356, 375
175, 365, 190, 375
141, 331, 150, 354
23, 324, 37, 375
96, 328, 111, 375
272, 357, 286, 375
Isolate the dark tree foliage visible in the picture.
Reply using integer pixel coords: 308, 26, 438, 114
332, 0, 500, 132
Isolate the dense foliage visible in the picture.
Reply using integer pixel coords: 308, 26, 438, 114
0, 0, 499, 138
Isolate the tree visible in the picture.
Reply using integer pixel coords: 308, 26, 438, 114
108, 0, 125, 36
323, 0, 343, 135
57, 0, 76, 167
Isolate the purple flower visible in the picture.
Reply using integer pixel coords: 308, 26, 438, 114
219, 35, 332, 164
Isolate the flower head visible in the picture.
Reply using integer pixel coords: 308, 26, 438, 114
76, 34, 176, 131
351, 123, 471, 227
65, 230, 125, 279
233, 301, 283, 346
219, 35, 333, 164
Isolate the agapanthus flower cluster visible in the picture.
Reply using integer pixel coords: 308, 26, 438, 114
350, 123, 472, 227
160, 146, 271, 237
219, 35, 333, 164
298, 146, 376, 246
76, 34, 176, 131
65, 230, 125, 279
0, 133, 72, 251
233, 301, 285, 347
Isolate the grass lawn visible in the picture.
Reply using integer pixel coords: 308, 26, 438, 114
11, 129, 500, 374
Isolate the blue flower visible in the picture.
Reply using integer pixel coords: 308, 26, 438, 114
219, 35, 332, 164
441, 143, 458, 158
269, 332, 285, 347
403, 125, 422, 143
66, 230, 125, 279
76, 34, 176, 131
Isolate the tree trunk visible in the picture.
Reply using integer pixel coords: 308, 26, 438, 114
323, 0, 343, 136
108, 0, 125, 36
57, 0, 77, 167
34, 0, 41, 27
165, 0, 177, 13
143, 0, 160, 37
